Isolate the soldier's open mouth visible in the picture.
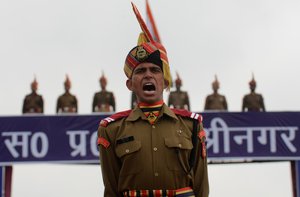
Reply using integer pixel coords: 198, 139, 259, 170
143, 83, 156, 91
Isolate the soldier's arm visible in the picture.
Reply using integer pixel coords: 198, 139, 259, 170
74, 96, 78, 113
204, 97, 209, 110
192, 122, 209, 197
167, 93, 173, 107
92, 94, 97, 112
98, 126, 122, 197
22, 97, 27, 114
186, 93, 191, 111
56, 98, 60, 113
242, 96, 246, 112
260, 95, 266, 112
111, 93, 116, 112
223, 96, 228, 110
40, 96, 44, 113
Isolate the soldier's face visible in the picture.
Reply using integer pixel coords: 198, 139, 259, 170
64, 82, 71, 91
250, 84, 256, 91
31, 83, 38, 92
126, 62, 166, 104
100, 80, 107, 89
212, 83, 219, 91
175, 81, 181, 89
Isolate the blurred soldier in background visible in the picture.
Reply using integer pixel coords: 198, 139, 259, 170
131, 92, 137, 109
167, 72, 190, 110
56, 75, 78, 113
92, 72, 116, 112
204, 75, 228, 111
22, 76, 44, 114
242, 74, 266, 112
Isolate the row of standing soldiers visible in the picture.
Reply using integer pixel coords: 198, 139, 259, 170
22, 73, 265, 114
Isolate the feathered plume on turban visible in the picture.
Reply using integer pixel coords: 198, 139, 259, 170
175, 72, 182, 86
249, 73, 256, 87
124, 2, 172, 90
100, 71, 107, 85
31, 75, 38, 89
212, 75, 220, 89
64, 74, 71, 87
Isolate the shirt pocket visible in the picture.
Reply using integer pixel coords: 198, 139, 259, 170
164, 136, 193, 171
115, 140, 142, 176
115, 140, 141, 158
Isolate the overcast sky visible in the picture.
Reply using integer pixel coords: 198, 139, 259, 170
1, 0, 299, 196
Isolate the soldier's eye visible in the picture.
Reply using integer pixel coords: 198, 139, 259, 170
133, 68, 145, 74
151, 67, 162, 73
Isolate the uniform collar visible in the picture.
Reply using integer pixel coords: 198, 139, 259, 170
126, 103, 178, 122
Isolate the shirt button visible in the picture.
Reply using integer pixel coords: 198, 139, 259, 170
152, 125, 156, 129
154, 172, 159, 177
125, 149, 130, 153
153, 147, 158, 151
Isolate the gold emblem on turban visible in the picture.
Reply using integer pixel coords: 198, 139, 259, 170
136, 46, 148, 61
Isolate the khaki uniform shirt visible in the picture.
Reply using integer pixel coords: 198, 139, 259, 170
242, 92, 265, 112
167, 91, 190, 110
204, 93, 227, 111
92, 90, 116, 112
98, 104, 209, 197
56, 92, 78, 113
22, 92, 44, 114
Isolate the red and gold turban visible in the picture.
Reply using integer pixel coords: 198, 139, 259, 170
124, 3, 172, 89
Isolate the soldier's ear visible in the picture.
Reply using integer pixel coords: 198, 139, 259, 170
126, 79, 133, 91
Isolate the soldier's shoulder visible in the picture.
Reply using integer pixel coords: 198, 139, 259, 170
171, 108, 203, 123
94, 91, 101, 96
24, 93, 31, 99
108, 91, 115, 97
257, 93, 264, 97
206, 94, 213, 98
244, 93, 251, 98
169, 91, 176, 95
99, 109, 132, 128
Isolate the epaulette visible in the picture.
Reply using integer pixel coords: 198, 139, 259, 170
99, 109, 132, 127
171, 108, 203, 123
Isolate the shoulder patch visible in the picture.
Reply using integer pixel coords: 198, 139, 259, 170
99, 109, 132, 127
171, 108, 203, 123
97, 137, 110, 148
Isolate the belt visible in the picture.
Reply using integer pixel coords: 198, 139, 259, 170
123, 187, 195, 197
